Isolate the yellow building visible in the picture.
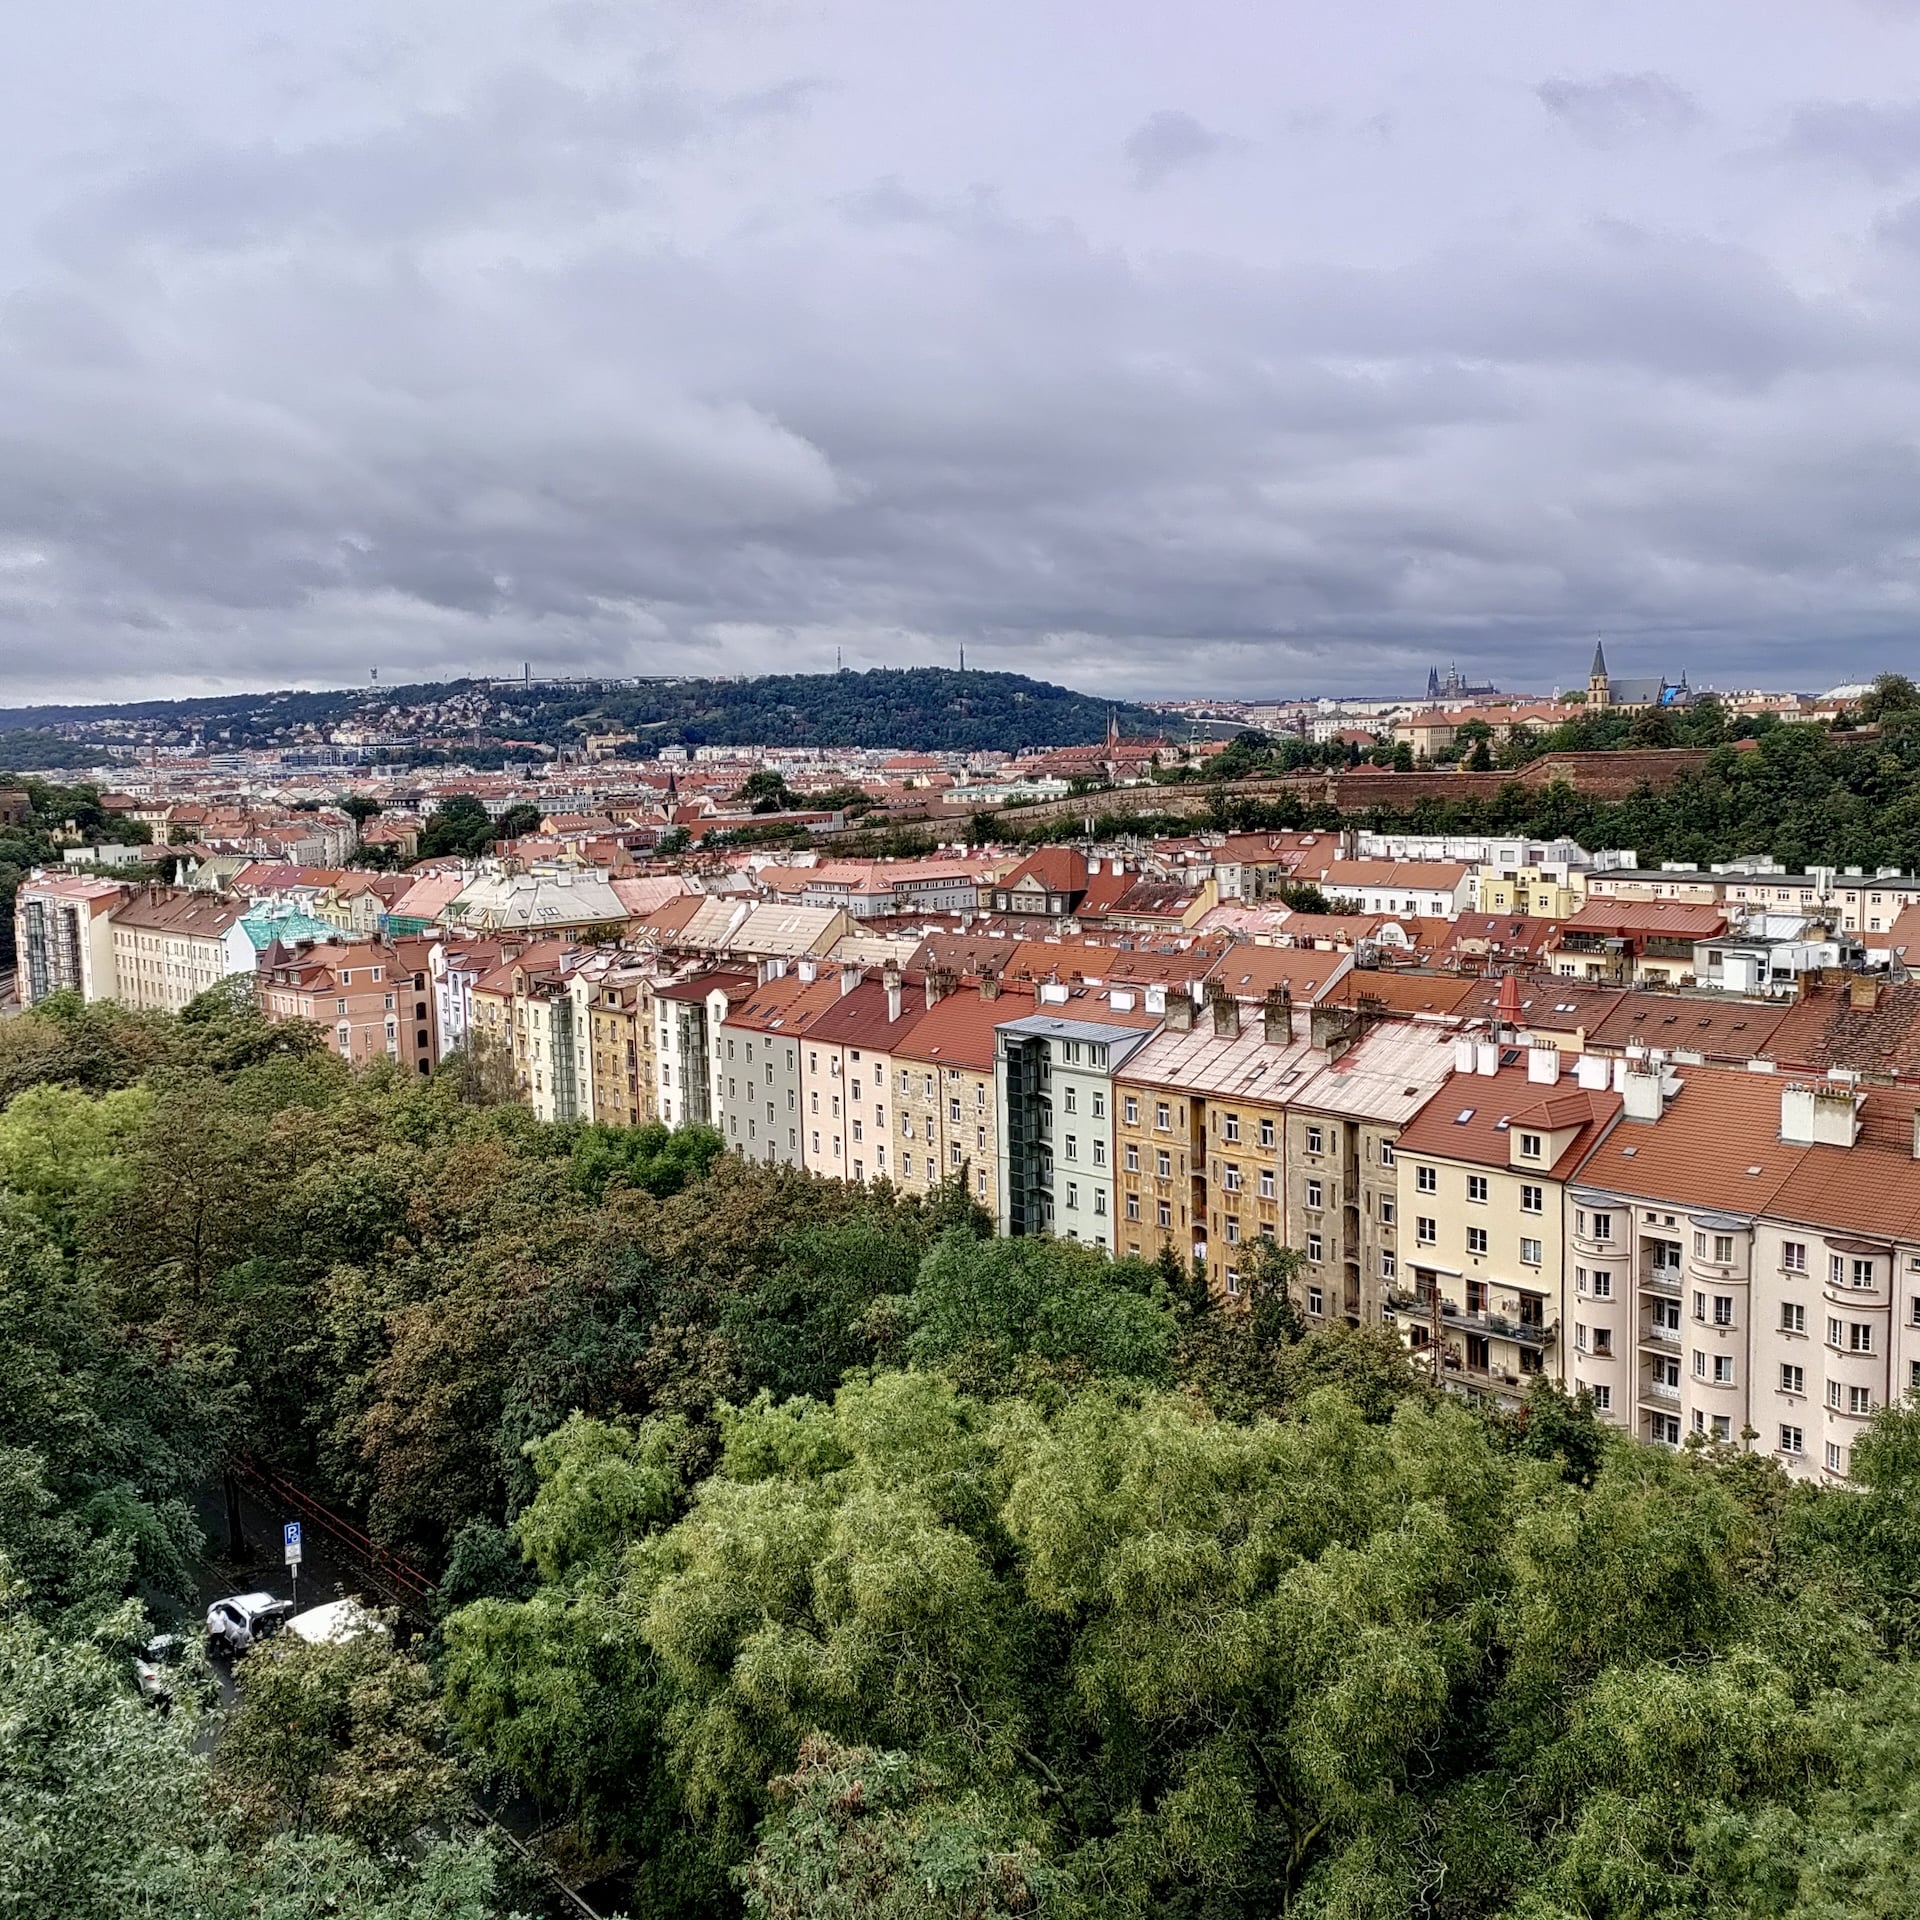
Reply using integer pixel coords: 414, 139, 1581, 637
1476, 862, 1587, 919
1391, 1052, 1618, 1404
890, 974, 1010, 1218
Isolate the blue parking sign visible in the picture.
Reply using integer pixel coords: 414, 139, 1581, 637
283, 1521, 303, 1564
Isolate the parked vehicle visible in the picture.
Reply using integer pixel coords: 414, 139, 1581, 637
131, 1632, 216, 1712
204, 1591, 294, 1656
285, 1598, 385, 1645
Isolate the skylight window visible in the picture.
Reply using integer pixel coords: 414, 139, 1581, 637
1455, 1108, 1476, 1123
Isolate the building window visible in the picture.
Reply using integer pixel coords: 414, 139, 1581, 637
1520, 1237, 1542, 1266
1306, 1233, 1322, 1262
1416, 1165, 1437, 1193
1307, 1286, 1323, 1316
1126, 1194, 1140, 1220
1064, 1134, 1077, 1161
1305, 1178, 1322, 1208
1592, 1385, 1612, 1412
1380, 1198, 1395, 1225
1592, 1211, 1613, 1240
1379, 1140, 1396, 1167
1466, 1175, 1488, 1204
1466, 1226, 1488, 1256
1693, 1350, 1706, 1378
1850, 1322, 1874, 1354
1065, 1183, 1078, 1210
1092, 1139, 1107, 1167
1259, 1117, 1275, 1148
1849, 1385, 1874, 1416
1518, 1131, 1542, 1158
1259, 1169, 1275, 1199
1222, 1164, 1242, 1192
1305, 1126, 1323, 1154
1227, 1218, 1241, 1244
1416, 1216, 1436, 1245
1222, 1114, 1240, 1142
1782, 1302, 1806, 1333
1520, 1183, 1543, 1214
1155, 1102, 1170, 1130
1781, 1425, 1803, 1455
1094, 1190, 1107, 1217
1381, 1251, 1396, 1279
1713, 1355, 1734, 1384
1092, 1090, 1106, 1120
1063, 1086, 1077, 1114
1713, 1296, 1733, 1327
1156, 1150, 1172, 1178
1592, 1273, 1612, 1299
1826, 1443, 1844, 1475
1157, 1200, 1172, 1229
1851, 1258, 1875, 1290
1124, 1096, 1139, 1125
1225, 1268, 1240, 1297
1125, 1143, 1139, 1172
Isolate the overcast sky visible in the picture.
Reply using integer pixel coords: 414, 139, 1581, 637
6, 1, 1920, 703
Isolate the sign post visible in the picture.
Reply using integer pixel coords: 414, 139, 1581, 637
283, 1520, 302, 1609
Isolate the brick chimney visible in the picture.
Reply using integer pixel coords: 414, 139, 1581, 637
1209, 983, 1240, 1037
1263, 985, 1292, 1044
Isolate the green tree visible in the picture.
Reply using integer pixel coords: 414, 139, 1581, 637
737, 769, 801, 813
417, 796, 497, 859
1855, 671, 1920, 724
215, 1628, 464, 1851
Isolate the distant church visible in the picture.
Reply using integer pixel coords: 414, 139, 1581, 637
1426, 662, 1499, 701
1585, 641, 1691, 713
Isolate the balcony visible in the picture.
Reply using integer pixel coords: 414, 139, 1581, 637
1645, 1379, 1680, 1402
1642, 1324, 1681, 1348
1641, 1270, 1682, 1296
1386, 1289, 1555, 1350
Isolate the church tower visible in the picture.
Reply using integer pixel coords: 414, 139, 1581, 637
1588, 640, 1611, 710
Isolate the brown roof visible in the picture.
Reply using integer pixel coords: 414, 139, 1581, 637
1556, 900, 1728, 938
797, 976, 934, 1054
1588, 993, 1791, 1062
1325, 969, 1478, 1018
1208, 944, 1352, 1003
1395, 1062, 1620, 1178
892, 983, 1038, 1071
110, 889, 246, 937
1764, 981, 1920, 1078
1453, 974, 1627, 1035
1571, 1065, 1920, 1243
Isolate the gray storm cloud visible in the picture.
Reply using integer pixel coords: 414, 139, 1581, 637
3, 0, 1920, 702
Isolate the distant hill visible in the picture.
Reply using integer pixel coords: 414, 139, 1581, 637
0, 668, 1166, 763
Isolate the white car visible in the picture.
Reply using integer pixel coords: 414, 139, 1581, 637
285, 1598, 386, 1645
205, 1592, 294, 1656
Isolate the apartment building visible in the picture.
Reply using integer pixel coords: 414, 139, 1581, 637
1318, 859, 1476, 919
715, 967, 840, 1166
655, 971, 751, 1128
1283, 1016, 1459, 1328
793, 966, 928, 1185
891, 974, 1015, 1215
1392, 1049, 1621, 1406
258, 940, 432, 1073
996, 996, 1158, 1251
1548, 902, 1727, 987
1477, 862, 1586, 919
1114, 987, 1309, 1291
109, 888, 252, 1013
1565, 1063, 1920, 1480
585, 968, 651, 1128
13, 873, 126, 1006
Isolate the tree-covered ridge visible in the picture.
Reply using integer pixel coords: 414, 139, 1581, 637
4, 990, 1920, 1918
0, 667, 1164, 760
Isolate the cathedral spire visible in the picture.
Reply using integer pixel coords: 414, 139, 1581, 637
1590, 639, 1609, 678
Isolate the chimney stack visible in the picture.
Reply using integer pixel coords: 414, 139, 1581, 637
883, 962, 903, 1023
1263, 985, 1293, 1044
1166, 991, 1194, 1032
979, 967, 1001, 1002
1209, 983, 1240, 1038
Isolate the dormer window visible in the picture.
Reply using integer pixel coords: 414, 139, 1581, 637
1518, 1132, 1542, 1159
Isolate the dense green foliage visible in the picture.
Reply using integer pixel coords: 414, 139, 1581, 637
0, 668, 1164, 762
0, 779, 154, 966
6, 989, 1920, 1918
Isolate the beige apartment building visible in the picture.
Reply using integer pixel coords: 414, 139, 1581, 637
1392, 1049, 1621, 1405
891, 974, 1015, 1216
1565, 1063, 1920, 1481
13, 873, 126, 1006
109, 889, 250, 1013
1282, 1016, 1458, 1327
